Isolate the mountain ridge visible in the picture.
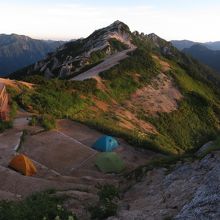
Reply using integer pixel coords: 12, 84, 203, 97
0, 34, 63, 76
10, 22, 179, 80
12, 21, 134, 79
171, 39, 220, 51
183, 44, 220, 73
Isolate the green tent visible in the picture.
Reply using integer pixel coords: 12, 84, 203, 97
95, 152, 125, 173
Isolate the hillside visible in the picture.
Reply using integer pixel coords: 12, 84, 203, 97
183, 44, 220, 73
0, 34, 62, 76
171, 40, 196, 51
205, 41, 220, 50
9, 21, 220, 156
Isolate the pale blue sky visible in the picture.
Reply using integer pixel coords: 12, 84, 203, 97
0, 0, 220, 41
4, 0, 220, 7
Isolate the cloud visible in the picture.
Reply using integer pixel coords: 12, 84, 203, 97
0, 2, 219, 41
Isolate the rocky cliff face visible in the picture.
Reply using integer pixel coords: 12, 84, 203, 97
109, 151, 220, 220
24, 21, 134, 79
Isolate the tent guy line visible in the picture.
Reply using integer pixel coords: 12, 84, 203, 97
55, 130, 97, 153
71, 152, 98, 171
32, 158, 61, 176
13, 131, 23, 151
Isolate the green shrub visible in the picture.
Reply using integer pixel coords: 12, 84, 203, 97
18, 86, 85, 118
29, 115, 56, 130
0, 120, 12, 132
108, 38, 129, 52
0, 101, 17, 133
149, 92, 218, 153
89, 50, 107, 64
0, 191, 76, 220
197, 136, 220, 158
29, 116, 38, 127
41, 115, 56, 130
9, 101, 18, 119
100, 48, 158, 102
89, 184, 119, 220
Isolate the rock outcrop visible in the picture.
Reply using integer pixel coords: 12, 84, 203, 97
110, 151, 220, 220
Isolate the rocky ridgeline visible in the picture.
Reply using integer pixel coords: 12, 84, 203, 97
31, 21, 134, 78
109, 151, 220, 220
11, 20, 180, 80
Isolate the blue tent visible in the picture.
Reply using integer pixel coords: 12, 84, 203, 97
92, 135, 119, 152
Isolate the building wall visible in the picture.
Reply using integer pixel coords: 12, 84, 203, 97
0, 85, 9, 121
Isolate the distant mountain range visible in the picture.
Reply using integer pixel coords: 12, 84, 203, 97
0, 34, 63, 76
183, 44, 220, 73
171, 40, 220, 51
171, 40, 220, 72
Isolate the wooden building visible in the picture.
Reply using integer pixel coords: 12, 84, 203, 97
0, 83, 9, 121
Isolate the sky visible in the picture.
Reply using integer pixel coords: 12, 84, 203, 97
0, 0, 219, 42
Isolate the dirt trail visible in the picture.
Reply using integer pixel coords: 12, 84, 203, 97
127, 73, 183, 115
71, 48, 136, 81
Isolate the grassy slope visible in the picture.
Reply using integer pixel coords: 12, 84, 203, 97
11, 40, 220, 155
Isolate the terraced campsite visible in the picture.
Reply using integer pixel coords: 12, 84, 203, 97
0, 106, 163, 218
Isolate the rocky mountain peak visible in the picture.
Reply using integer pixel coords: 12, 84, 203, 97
146, 33, 176, 57
0, 34, 30, 47
86, 20, 132, 48
109, 20, 130, 32
112, 20, 124, 25
10, 34, 31, 41
24, 21, 134, 79
147, 33, 163, 44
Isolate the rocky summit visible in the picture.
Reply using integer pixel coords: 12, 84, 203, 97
17, 21, 135, 79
